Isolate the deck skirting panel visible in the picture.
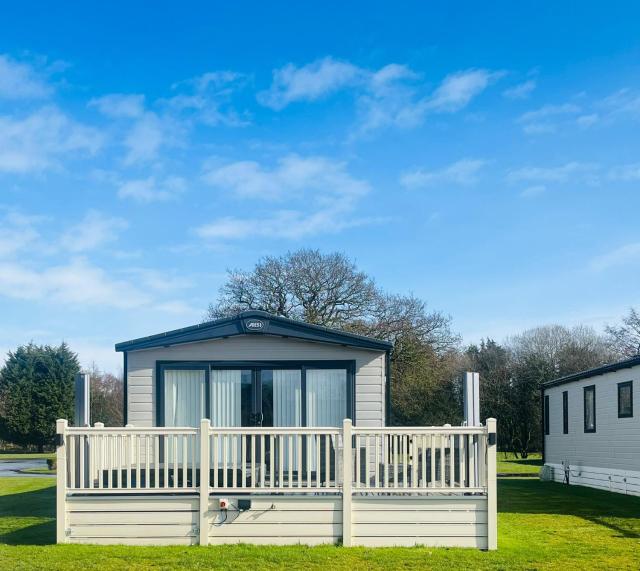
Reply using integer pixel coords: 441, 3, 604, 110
544, 463, 640, 496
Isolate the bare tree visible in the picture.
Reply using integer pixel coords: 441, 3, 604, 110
504, 324, 613, 457
206, 249, 461, 426
207, 249, 378, 327
507, 324, 613, 377
87, 363, 124, 427
606, 307, 640, 358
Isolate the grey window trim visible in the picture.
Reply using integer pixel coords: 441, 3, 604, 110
544, 395, 550, 435
562, 391, 568, 434
583, 385, 596, 433
155, 359, 356, 427
618, 380, 633, 419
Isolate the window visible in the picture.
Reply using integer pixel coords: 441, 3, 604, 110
584, 385, 596, 433
562, 391, 568, 434
618, 381, 633, 418
544, 395, 550, 435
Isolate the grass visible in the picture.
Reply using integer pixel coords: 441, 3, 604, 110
497, 452, 543, 475
0, 453, 55, 461
1, 476, 639, 570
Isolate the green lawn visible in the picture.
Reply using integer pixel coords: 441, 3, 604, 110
497, 452, 543, 475
1, 476, 639, 570
0, 453, 55, 461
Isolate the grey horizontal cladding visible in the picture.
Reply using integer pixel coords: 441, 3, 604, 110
115, 310, 392, 353
544, 355, 640, 389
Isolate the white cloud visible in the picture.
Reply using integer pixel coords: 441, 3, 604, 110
196, 208, 377, 241
121, 268, 192, 293
59, 210, 128, 253
0, 258, 149, 308
0, 106, 103, 173
506, 162, 598, 184
600, 88, 640, 119
118, 176, 186, 203
66, 339, 122, 374
154, 299, 200, 317
0, 256, 200, 316
0, 54, 51, 100
590, 243, 640, 272
91, 93, 183, 165
89, 94, 146, 118
167, 71, 249, 127
257, 57, 363, 110
400, 159, 486, 189
577, 113, 599, 128
199, 154, 374, 240
354, 65, 424, 134
259, 57, 501, 136
503, 80, 536, 100
519, 103, 581, 123
202, 154, 369, 202
517, 103, 581, 135
609, 163, 640, 181
357, 67, 500, 136
522, 122, 557, 135
178, 71, 246, 93
123, 112, 179, 165
425, 69, 503, 113
0, 210, 42, 257
519, 185, 546, 198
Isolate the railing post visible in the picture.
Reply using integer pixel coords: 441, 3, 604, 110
56, 419, 68, 544
342, 418, 353, 547
486, 418, 497, 550
199, 418, 210, 547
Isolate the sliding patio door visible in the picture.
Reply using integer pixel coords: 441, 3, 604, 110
306, 369, 347, 427
164, 369, 206, 427
305, 369, 347, 478
163, 368, 206, 472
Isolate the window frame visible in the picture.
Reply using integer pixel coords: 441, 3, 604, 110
544, 394, 550, 435
155, 359, 356, 427
562, 390, 568, 434
583, 385, 596, 433
618, 381, 633, 419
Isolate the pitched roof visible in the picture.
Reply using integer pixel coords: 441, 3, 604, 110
115, 310, 393, 352
543, 354, 640, 389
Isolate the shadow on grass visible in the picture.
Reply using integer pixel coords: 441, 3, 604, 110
499, 479, 640, 538
1, 520, 55, 545
0, 485, 56, 545
0, 485, 55, 518
500, 458, 543, 467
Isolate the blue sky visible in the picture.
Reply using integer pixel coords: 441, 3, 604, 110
1, 1, 639, 372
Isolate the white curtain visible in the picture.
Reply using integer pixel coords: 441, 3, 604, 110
272, 370, 301, 472
164, 369, 206, 427
273, 369, 302, 427
210, 370, 242, 427
163, 369, 205, 470
210, 370, 242, 466
306, 369, 347, 427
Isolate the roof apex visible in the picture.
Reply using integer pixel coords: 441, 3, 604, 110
115, 310, 392, 353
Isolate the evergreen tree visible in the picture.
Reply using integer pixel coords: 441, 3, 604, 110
0, 342, 79, 451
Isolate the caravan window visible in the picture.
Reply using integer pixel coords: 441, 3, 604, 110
583, 385, 596, 433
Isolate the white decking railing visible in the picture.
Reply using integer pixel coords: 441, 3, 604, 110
58, 421, 490, 494
56, 418, 497, 548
